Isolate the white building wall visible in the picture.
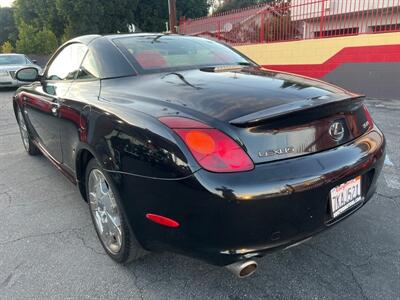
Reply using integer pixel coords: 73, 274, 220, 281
301, 13, 400, 38
292, 0, 400, 21
291, 0, 400, 38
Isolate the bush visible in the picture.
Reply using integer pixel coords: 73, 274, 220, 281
1, 41, 14, 53
35, 28, 58, 54
16, 22, 36, 53
16, 22, 58, 54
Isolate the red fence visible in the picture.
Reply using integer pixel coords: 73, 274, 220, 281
179, 0, 400, 45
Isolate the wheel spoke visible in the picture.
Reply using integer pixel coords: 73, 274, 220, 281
106, 211, 122, 236
89, 192, 97, 207
94, 210, 104, 233
88, 168, 123, 254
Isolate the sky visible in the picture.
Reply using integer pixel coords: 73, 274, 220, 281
0, 0, 14, 7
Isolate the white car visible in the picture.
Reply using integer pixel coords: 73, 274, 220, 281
0, 54, 42, 88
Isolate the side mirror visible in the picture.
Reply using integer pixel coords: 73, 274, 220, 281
32, 59, 37, 64
16, 67, 39, 82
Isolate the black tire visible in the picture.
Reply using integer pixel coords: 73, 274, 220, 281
16, 106, 41, 156
85, 158, 147, 263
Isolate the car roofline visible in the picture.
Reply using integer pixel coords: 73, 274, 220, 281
0, 53, 26, 56
68, 34, 103, 45
67, 33, 180, 46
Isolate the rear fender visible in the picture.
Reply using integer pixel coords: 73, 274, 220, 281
80, 103, 199, 180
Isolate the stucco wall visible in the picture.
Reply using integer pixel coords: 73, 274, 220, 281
235, 32, 400, 98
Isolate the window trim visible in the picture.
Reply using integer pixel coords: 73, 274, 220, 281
44, 42, 88, 82
74, 49, 100, 82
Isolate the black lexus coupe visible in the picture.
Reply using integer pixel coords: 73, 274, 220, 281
13, 34, 385, 278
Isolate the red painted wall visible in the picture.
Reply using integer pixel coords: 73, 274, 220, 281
263, 44, 400, 78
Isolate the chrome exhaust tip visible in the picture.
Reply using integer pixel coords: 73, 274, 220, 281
226, 260, 258, 278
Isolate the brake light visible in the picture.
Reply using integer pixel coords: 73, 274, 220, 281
363, 105, 374, 128
159, 117, 254, 173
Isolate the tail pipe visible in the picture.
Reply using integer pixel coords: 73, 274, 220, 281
225, 260, 258, 278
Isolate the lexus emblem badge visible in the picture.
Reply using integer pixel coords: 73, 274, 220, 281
329, 121, 345, 141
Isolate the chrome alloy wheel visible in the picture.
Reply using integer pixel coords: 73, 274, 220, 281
88, 169, 123, 254
17, 109, 29, 150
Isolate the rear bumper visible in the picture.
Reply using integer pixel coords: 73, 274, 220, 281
116, 127, 385, 266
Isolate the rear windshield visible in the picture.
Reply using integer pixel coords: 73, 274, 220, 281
0, 55, 28, 66
113, 35, 252, 73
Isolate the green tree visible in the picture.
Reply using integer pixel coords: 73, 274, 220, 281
35, 28, 58, 54
56, 0, 138, 40
14, 0, 65, 38
11, 0, 210, 48
98, 0, 139, 34
55, 0, 103, 39
16, 22, 58, 54
215, 0, 274, 14
133, 0, 168, 32
134, 0, 209, 32
177, 0, 209, 20
15, 22, 37, 53
1, 41, 14, 53
0, 7, 17, 46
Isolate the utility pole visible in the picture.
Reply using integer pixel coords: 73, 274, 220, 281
168, 0, 177, 33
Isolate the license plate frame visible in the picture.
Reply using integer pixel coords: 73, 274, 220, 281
330, 176, 363, 218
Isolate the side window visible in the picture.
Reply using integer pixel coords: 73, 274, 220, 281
46, 43, 87, 80
76, 50, 100, 80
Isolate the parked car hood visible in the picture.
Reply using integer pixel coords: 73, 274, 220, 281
0, 64, 41, 72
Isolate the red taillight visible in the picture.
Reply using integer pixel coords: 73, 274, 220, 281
363, 105, 374, 128
159, 117, 254, 173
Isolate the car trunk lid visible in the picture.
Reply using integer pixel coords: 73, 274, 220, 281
100, 69, 370, 164
230, 95, 371, 164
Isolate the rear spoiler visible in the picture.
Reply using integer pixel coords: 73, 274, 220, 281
229, 95, 365, 127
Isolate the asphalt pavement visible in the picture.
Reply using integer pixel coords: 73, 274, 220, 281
0, 88, 399, 300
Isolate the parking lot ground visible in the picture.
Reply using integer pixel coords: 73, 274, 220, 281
0, 88, 399, 300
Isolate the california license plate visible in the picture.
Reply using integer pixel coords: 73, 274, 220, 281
330, 176, 363, 218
